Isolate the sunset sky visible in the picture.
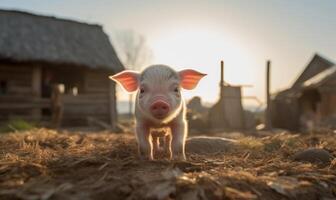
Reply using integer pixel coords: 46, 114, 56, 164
1, 0, 336, 108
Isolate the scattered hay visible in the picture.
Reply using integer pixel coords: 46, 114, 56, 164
0, 129, 335, 200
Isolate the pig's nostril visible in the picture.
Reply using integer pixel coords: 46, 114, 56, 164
150, 101, 170, 117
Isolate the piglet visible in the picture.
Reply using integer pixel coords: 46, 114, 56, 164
110, 65, 206, 160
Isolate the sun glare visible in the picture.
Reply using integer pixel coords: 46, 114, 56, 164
150, 28, 257, 102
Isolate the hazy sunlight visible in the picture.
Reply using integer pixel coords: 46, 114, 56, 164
150, 28, 258, 103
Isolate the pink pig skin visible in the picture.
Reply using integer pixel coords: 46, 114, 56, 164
110, 65, 206, 160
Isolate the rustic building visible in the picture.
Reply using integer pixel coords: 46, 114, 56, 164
208, 85, 245, 130
208, 61, 245, 131
0, 10, 124, 128
271, 54, 336, 131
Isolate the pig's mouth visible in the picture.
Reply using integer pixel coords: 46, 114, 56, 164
152, 113, 168, 120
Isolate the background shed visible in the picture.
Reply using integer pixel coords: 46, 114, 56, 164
0, 10, 124, 128
271, 54, 336, 131
208, 61, 245, 131
208, 86, 245, 130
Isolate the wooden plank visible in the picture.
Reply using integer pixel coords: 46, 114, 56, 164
63, 96, 109, 102
0, 102, 50, 109
85, 87, 109, 93
8, 86, 32, 94
31, 66, 42, 120
223, 86, 244, 129
63, 93, 109, 100
265, 60, 272, 130
32, 66, 41, 96
63, 104, 109, 115
0, 115, 50, 122
0, 96, 49, 102
62, 115, 109, 127
0, 97, 50, 109
109, 81, 117, 130
63, 114, 109, 119
83, 70, 110, 93
0, 65, 33, 73
63, 100, 109, 105
0, 73, 32, 80
0, 109, 31, 115
12, 80, 32, 87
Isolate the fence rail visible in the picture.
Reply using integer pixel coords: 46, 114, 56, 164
0, 96, 51, 109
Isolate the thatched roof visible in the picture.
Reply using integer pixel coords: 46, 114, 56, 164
291, 54, 334, 89
303, 65, 336, 88
0, 9, 124, 72
274, 54, 336, 100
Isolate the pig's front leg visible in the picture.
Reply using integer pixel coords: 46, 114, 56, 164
170, 121, 187, 160
164, 134, 172, 160
135, 124, 153, 160
152, 136, 161, 159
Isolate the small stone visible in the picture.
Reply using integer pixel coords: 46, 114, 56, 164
293, 148, 334, 164
186, 136, 237, 154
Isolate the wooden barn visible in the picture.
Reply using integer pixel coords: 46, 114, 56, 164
271, 54, 336, 131
0, 10, 124, 128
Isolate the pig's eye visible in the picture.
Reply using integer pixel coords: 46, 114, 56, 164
140, 88, 145, 94
174, 87, 179, 93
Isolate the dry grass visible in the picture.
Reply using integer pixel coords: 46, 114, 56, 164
0, 129, 335, 200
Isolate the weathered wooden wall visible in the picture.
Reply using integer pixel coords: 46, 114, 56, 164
61, 70, 116, 127
319, 78, 336, 118
222, 86, 245, 129
62, 93, 110, 126
271, 86, 336, 131
0, 64, 117, 128
320, 93, 336, 118
0, 64, 32, 95
0, 96, 50, 122
0, 64, 48, 123
271, 96, 300, 131
208, 86, 245, 130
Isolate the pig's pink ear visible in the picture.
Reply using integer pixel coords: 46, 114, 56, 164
178, 69, 207, 90
109, 70, 140, 92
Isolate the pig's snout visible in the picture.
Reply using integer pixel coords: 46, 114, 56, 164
150, 100, 170, 119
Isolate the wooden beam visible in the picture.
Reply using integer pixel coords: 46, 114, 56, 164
220, 60, 224, 86
0, 99, 51, 109
265, 60, 272, 130
220, 60, 224, 98
51, 85, 63, 129
31, 66, 42, 120
109, 81, 117, 130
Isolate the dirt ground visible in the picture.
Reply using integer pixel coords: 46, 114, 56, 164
0, 129, 335, 200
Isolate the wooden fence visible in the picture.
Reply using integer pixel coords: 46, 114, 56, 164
0, 96, 50, 122
0, 93, 112, 127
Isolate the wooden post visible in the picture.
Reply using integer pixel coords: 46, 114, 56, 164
220, 60, 224, 98
51, 84, 63, 129
129, 94, 133, 116
265, 60, 272, 130
31, 66, 41, 120
109, 81, 117, 130
218, 60, 228, 129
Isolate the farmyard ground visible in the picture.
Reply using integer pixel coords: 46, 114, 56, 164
0, 129, 335, 200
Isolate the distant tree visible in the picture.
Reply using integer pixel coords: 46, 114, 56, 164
113, 30, 153, 115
